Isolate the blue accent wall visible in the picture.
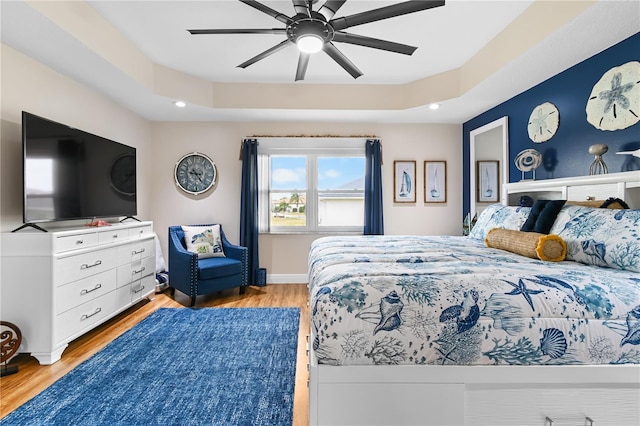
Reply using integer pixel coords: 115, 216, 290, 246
462, 32, 640, 216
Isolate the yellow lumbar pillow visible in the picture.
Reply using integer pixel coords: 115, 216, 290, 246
484, 228, 567, 262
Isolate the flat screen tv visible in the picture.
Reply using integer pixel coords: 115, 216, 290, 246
21, 111, 137, 226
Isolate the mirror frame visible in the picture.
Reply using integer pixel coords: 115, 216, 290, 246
469, 116, 509, 217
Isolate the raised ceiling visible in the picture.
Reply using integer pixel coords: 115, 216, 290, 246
1, 1, 639, 123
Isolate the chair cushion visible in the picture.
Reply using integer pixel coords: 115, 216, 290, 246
182, 225, 226, 258
198, 257, 242, 280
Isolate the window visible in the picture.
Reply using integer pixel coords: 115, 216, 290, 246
258, 138, 366, 233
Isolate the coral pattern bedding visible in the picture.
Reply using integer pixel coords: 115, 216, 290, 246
308, 204, 640, 367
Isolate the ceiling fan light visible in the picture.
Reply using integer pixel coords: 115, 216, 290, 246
297, 34, 323, 53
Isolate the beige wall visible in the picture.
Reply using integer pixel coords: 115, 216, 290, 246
1, 44, 462, 281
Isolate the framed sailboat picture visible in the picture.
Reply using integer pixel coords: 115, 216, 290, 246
477, 160, 499, 203
394, 160, 416, 203
424, 161, 447, 203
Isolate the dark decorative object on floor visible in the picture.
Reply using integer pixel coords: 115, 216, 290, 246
0, 321, 22, 377
0, 308, 300, 425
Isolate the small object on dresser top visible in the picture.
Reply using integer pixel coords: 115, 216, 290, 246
87, 220, 112, 227
588, 144, 608, 175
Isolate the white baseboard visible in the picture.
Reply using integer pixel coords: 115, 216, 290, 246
267, 274, 308, 284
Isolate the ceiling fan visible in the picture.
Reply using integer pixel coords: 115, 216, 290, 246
187, 0, 445, 81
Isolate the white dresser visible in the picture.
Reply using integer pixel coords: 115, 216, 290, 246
0, 221, 155, 364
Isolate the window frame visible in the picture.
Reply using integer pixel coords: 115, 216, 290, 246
257, 138, 367, 234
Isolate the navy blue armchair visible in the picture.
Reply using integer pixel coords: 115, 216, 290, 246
168, 224, 248, 306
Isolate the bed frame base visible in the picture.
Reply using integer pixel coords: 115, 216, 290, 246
309, 349, 640, 426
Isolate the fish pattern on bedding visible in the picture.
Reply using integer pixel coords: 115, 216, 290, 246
308, 235, 640, 366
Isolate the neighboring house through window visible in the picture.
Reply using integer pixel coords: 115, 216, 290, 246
257, 138, 366, 233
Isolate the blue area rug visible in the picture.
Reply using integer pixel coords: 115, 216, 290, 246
1, 307, 300, 425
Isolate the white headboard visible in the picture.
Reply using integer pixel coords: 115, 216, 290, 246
502, 171, 640, 209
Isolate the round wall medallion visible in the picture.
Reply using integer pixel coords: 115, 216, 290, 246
174, 152, 217, 195
527, 102, 559, 143
586, 61, 640, 131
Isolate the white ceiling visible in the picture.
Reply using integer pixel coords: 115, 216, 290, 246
1, 1, 639, 123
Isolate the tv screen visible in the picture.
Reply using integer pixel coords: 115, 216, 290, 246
22, 111, 137, 224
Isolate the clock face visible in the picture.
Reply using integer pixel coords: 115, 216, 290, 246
586, 61, 640, 131
110, 154, 136, 196
174, 152, 217, 195
527, 102, 559, 143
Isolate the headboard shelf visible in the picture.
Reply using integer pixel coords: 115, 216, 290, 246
502, 170, 640, 208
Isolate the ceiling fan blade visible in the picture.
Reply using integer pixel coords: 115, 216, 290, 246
333, 32, 417, 55
188, 28, 286, 35
331, 0, 445, 31
292, 0, 311, 17
295, 52, 311, 81
237, 39, 292, 69
323, 42, 362, 79
239, 0, 293, 25
318, 0, 347, 21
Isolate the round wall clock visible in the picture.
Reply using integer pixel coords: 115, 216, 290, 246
174, 152, 217, 195
110, 153, 136, 196
586, 61, 640, 131
527, 102, 559, 143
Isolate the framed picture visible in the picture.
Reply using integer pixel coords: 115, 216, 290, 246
393, 160, 416, 203
424, 161, 447, 203
477, 160, 500, 203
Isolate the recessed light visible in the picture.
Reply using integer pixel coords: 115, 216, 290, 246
173, 100, 186, 108
429, 103, 440, 110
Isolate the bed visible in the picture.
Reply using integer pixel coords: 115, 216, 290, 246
307, 172, 640, 426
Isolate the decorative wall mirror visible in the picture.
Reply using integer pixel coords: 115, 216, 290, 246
469, 116, 509, 217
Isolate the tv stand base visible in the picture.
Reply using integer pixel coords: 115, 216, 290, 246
11, 223, 47, 233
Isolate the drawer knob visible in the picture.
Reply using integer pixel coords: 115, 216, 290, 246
76, 239, 84, 245
80, 260, 102, 270
133, 267, 146, 274
80, 307, 102, 321
80, 283, 102, 295
132, 248, 145, 255
133, 285, 146, 294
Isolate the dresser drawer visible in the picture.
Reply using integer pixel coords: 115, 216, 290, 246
567, 183, 619, 201
55, 269, 117, 314
55, 290, 119, 343
56, 248, 117, 285
98, 228, 129, 245
55, 233, 99, 253
116, 237, 154, 266
117, 256, 155, 288
128, 225, 154, 239
131, 274, 155, 303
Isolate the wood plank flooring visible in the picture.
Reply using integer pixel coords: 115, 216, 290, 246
0, 284, 310, 425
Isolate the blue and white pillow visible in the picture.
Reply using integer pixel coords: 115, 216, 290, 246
468, 204, 531, 241
550, 205, 640, 272
182, 224, 226, 258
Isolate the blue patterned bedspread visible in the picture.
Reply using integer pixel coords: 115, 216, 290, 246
308, 235, 640, 366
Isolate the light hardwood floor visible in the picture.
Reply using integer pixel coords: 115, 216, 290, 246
0, 284, 310, 425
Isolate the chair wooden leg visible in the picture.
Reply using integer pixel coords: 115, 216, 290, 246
190, 296, 196, 307
239, 286, 246, 295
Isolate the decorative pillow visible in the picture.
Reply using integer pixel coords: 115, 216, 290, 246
549, 205, 640, 272
181, 225, 225, 258
485, 228, 567, 262
520, 199, 566, 234
468, 204, 531, 241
